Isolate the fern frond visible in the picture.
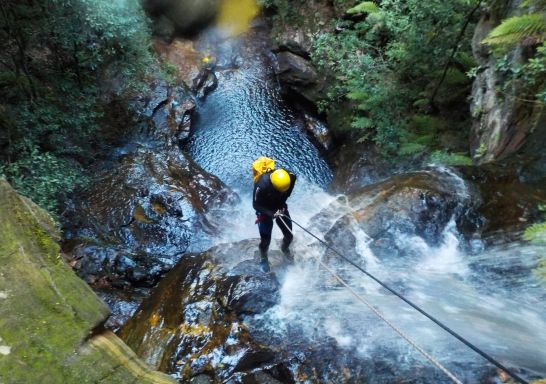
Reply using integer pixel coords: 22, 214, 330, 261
523, 222, 546, 244
346, 91, 369, 101
351, 116, 373, 129
520, 0, 546, 10
347, 2, 379, 15
398, 142, 426, 156
428, 151, 473, 166
483, 13, 546, 47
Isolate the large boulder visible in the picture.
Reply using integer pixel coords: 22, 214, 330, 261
0, 180, 176, 384
118, 240, 281, 382
321, 168, 473, 262
274, 51, 321, 102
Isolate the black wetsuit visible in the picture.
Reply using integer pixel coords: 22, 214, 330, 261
252, 171, 297, 256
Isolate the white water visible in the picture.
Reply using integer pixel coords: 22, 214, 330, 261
206, 175, 546, 382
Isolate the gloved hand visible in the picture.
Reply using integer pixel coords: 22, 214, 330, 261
274, 208, 285, 218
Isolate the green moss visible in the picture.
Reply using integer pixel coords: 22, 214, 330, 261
0, 180, 175, 383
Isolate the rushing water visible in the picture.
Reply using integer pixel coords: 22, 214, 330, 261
184, 23, 546, 384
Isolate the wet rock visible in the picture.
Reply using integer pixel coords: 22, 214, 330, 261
323, 169, 472, 260
226, 370, 284, 384
193, 68, 219, 99
130, 79, 196, 144
222, 260, 280, 315
63, 145, 237, 287
153, 38, 203, 89
303, 113, 332, 151
190, 375, 214, 384
118, 241, 281, 381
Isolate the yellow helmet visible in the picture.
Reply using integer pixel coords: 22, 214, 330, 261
270, 169, 290, 192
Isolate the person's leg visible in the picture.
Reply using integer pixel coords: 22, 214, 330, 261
257, 214, 273, 271
276, 210, 293, 262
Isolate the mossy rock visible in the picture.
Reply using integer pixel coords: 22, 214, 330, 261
0, 180, 175, 384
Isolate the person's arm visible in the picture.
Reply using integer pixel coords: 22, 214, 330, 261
253, 184, 275, 217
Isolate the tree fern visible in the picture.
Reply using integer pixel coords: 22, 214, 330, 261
483, 13, 546, 47
347, 2, 379, 15
523, 222, 546, 244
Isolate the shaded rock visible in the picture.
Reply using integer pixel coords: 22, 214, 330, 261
329, 143, 397, 193
130, 79, 196, 144
275, 51, 318, 87
457, 164, 546, 242
269, 0, 337, 54
153, 38, 203, 89
0, 180, 175, 384
143, 0, 220, 37
118, 241, 281, 382
274, 51, 323, 103
470, 4, 546, 166
63, 145, 237, 286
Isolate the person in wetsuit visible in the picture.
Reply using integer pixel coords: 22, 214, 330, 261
253, 168, 297, 272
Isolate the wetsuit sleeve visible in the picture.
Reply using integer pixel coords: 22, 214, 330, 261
253, 184, 275, 217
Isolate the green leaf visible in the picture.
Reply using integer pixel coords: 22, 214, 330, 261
347, 2, 379, 15
428, 151, 473, 166
483, 13, 546, 47
523, 222, 546, 244
351, 116, 373, 129
399, 142, 426, 156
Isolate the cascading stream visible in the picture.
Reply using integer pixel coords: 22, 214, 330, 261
183, 21, 546, 384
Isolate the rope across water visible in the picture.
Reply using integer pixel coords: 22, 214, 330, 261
276, 214, 528, 384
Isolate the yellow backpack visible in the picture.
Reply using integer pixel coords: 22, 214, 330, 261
252, 156, 275, 184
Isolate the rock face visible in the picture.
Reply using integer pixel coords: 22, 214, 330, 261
62, 82, 238, 293
274, 51, 321, 102
457, 165, 546, 242
0, 180, 176, 384
470, 4, 546, 166
118, 240, 282, 382
267, 0, 336, 103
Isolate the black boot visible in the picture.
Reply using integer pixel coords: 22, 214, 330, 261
259, 250, 270, 272
281, 238, 294, 264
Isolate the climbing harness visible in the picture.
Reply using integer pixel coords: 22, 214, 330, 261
276, 214, 529, 384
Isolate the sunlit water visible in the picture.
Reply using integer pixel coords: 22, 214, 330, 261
184, 25, 546, 384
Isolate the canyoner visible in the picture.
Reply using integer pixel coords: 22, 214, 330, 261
252, 156, 297, 272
